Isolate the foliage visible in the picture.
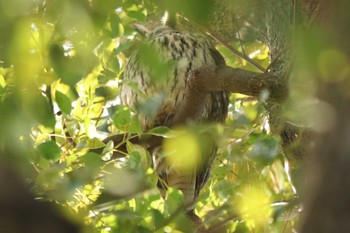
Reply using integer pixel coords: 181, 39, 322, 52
0, 0, 298, 232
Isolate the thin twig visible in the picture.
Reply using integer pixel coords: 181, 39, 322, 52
207, 31, 266, 72
180, 15, 266, 72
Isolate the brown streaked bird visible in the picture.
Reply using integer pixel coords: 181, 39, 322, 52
120, 21, 229, 221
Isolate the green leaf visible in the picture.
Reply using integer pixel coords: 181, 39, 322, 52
87, 137, 105, 149
37, 141, 61, 161
102, 140, 114, 155
110, 17, 124, 37
126, 141, 149, 170
0, 74, 6, 88
126, 151, 142, 169
80, 152, 103, 169
95, 86, 118, 100
247, 136, 280, 165
152, 209, 164, 227
162, 0, 214, 24
213, 179, 236, 200
50, 43, 97, 87
28, 93, 55, 129
112, 105, 132, 128
55, 91, 72, 114
137, 43, 175, 85
164, 188, 183, 214
234, 222, 251, 233
104, 168, 146, 198
113, 40, 133, 56
146, 126, 171, 137
128, 115, 142, 133
126, 10, 146, 21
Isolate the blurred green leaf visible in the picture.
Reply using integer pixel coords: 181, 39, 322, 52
95, 85, 118, 100
113, 40, 134, 56
152, 209, 164, 227
81, 152, 103, 169
37, 141, 61, 161
104, 168, 147, 198
49, 44, 82, 86
28, 93, 55, 129
0, 73, 6, 88
49, 43, 97, 87
126, 151, 142, 169
234, 222, 251, 233
247, 136, 280, 165
160, 0, 215, 24
128, 115, 142, 132
164, 188, 183, 214
112, 105, 132, 128
126, 10, 146, 22
110, 15, 124, 37
137, 43, 175, 85
213, 179, 236, 200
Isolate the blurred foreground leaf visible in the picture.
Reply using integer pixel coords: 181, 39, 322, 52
37, 141, 61, 161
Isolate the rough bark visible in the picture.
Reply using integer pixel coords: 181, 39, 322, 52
171, 66, 288, 125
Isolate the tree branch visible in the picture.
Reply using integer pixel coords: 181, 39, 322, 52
170, 65, 288, 125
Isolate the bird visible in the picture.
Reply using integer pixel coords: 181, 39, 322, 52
120, 20, 229, 221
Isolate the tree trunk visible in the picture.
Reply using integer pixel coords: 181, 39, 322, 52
299, 0, 350, 232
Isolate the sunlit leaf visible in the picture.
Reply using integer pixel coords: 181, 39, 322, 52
163, 129, 201, 173
0, 73, 6, 88
87, 137, 105, 149
234, 222, 250, 233
10, 18, 43, 83
84, 117, 97, 138
237, 186, 272, 227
